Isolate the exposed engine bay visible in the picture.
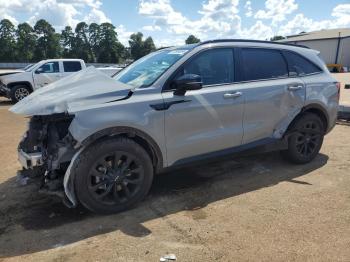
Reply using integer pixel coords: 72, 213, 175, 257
18, 114, 77, 205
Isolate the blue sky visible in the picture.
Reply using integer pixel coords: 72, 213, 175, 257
1, 0, 349, 46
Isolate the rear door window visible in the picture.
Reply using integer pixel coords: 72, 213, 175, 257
63, 61, 82, 72
283, 51, 322, 76
241, 48, 288, 81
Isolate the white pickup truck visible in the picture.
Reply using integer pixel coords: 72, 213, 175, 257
0, 59, 122, 103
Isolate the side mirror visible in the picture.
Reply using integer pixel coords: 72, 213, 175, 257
35, 69, 42, 74
173, 74, 202, 96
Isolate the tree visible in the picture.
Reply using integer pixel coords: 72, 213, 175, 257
33, 19, 61, 60
89, 23, 101, 62
61, 26, 75, 58
129, 32, 156, 60
97, 23, 124, 63
270, 35, 285, 41
143, 36, 156, 55
0, 19, 16, 62
185, 35, 200, 44
16, 23, 37, 62
73, 22, 93, 62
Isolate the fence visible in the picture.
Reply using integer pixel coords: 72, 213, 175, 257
0, 63, 126, 69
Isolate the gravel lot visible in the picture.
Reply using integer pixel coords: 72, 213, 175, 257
0, 97, 349, 262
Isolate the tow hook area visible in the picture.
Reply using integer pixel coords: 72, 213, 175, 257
18, 149, 43, 169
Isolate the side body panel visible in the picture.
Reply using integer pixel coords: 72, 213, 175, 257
68, 88, 168, 165
303, 72, 339, 132
241, 77, 305, 144
162, 84, 244, 166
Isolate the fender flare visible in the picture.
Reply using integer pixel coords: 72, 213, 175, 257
7, 81, 34, 92
80, 126, 164, 172
301, 103, 329, 131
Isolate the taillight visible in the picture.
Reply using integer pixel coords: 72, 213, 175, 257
336, 82, 341, 101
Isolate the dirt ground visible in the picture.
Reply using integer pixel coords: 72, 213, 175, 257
0, 98, 350, 262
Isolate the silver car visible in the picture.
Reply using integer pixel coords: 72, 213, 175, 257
11, 40, 340, 214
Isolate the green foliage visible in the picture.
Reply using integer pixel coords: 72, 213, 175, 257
33, 19, 62, 60
0, 19, 158, 63
0, 19, 16, 62
16, 23, 37, 62
270, 35, 286, 41
185, 35, 200, 44
129, 32, 156, 60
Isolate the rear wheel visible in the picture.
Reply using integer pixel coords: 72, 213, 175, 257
10, 85, 31, 103
74, 137, 154, 214
281, 113, 324, 164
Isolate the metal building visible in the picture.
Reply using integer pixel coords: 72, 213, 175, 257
278, 28, 350, 70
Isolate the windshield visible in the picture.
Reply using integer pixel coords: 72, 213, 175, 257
114, 48, 192, 88
25, 62, 39, 72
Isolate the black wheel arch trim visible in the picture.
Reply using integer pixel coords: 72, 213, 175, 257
80, 126, 164, 172
8, 81, 34, 92
301, 103, 329, 131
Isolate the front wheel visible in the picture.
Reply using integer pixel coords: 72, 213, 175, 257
10, 85, 31, 103
281, 113, 325, 164
74, 137, 154, 214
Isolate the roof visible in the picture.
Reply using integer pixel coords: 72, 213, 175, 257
199, 39, 309, 49
278, 28, 350, 42
42, 58, 84, 62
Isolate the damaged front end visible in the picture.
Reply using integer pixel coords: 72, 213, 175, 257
18, 114, 78, 206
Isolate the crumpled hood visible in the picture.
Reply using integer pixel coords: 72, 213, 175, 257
10, 67, 132, 116
0, 70, 24, 77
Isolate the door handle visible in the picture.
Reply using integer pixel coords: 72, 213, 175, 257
223, 91, 242, 99
287, 84, 303, 91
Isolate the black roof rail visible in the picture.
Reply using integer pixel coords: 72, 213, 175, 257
198, 39, 310, 49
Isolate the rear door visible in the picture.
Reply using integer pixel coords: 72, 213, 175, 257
162, 48, 245, 166
238, 47, 306, 144
62, 61, 83, 77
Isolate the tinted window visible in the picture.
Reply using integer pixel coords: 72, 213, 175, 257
39, 62, 59, 73
180, 48, 234, 86
241, 48, 288, 81
63, 61, 82, 72
283, 51, 322, 76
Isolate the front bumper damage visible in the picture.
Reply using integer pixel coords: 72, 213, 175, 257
18, 114, 80, 207
0, 82, 10, 97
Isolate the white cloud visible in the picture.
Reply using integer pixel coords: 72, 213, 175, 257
1, 0, 350, 48
255, 0, 298, 25
84, 8, 111, 24
277, 4, 350, 36
139, 0, 241, 40
142, 25, 161, 31
240, 20, 273, 39
244, 1, 252, 17
115, 24, 133, 46
0, 0, 110, 30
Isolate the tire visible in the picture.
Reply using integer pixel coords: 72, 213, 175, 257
281, 113, 325, 164
10, 85, 31, 103
74, 137, 154, 214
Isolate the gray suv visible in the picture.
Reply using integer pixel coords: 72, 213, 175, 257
11, 40, 340, 214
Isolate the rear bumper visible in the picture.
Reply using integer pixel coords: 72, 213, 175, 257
338, 105, 350, 121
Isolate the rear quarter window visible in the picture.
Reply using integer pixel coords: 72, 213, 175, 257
63, 61, 82, 72
241, 48, 288, 81
283, 51, 322, 76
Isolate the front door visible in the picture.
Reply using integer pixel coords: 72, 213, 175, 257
33, 61, 61, 89
162, 48, 245, 166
